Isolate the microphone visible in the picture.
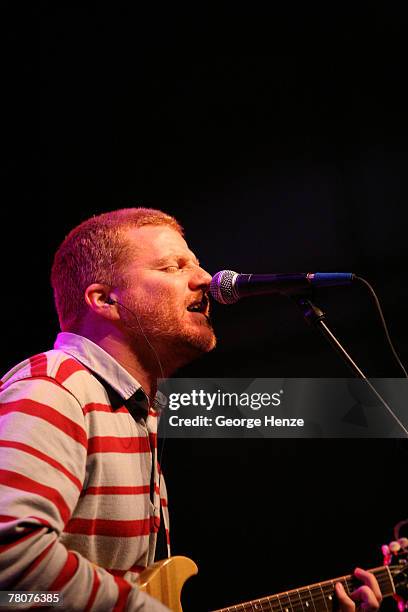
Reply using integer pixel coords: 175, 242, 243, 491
210, 270, 355, 304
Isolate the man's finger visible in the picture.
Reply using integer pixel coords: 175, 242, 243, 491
335, 582, 355, 612
350, 585, 380, 612
353, 568, 383, 603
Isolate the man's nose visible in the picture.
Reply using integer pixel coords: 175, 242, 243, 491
189, 266, 212, 290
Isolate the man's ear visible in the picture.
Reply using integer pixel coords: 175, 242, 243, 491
84, 284, 120, 321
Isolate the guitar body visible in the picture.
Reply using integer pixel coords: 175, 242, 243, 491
138, 556, 198, 611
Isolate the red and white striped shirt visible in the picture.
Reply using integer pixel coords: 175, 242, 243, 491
0, 333, 170, 611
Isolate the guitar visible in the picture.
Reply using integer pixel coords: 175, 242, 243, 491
138, 544, 408, 612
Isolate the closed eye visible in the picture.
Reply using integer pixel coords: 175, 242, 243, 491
162, 261, 200, 273
163, 265, 180, 273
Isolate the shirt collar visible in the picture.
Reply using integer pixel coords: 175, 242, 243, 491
54, 332, 167, 409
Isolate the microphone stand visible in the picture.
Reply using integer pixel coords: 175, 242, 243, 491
294, 295, 408, 436
295, 296, 366, 378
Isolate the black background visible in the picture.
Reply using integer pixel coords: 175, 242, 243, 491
2, 4, 408, 611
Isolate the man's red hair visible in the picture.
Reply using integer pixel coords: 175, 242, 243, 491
51, 207, 183, 331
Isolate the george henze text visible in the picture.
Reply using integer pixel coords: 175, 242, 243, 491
168, 415, 304, 428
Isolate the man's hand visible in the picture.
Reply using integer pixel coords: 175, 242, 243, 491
335, 568, 383, 612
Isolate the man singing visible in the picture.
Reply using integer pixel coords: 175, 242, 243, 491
0, 208, 382, 611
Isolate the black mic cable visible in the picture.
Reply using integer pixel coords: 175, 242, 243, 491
354, 276, 407, 378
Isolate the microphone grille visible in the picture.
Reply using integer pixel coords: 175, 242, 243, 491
210, 270, 239, 304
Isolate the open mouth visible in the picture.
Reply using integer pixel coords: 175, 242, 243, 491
186, 295, 210, 318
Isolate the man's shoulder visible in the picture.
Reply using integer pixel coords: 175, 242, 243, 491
0, 349, 92, 396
